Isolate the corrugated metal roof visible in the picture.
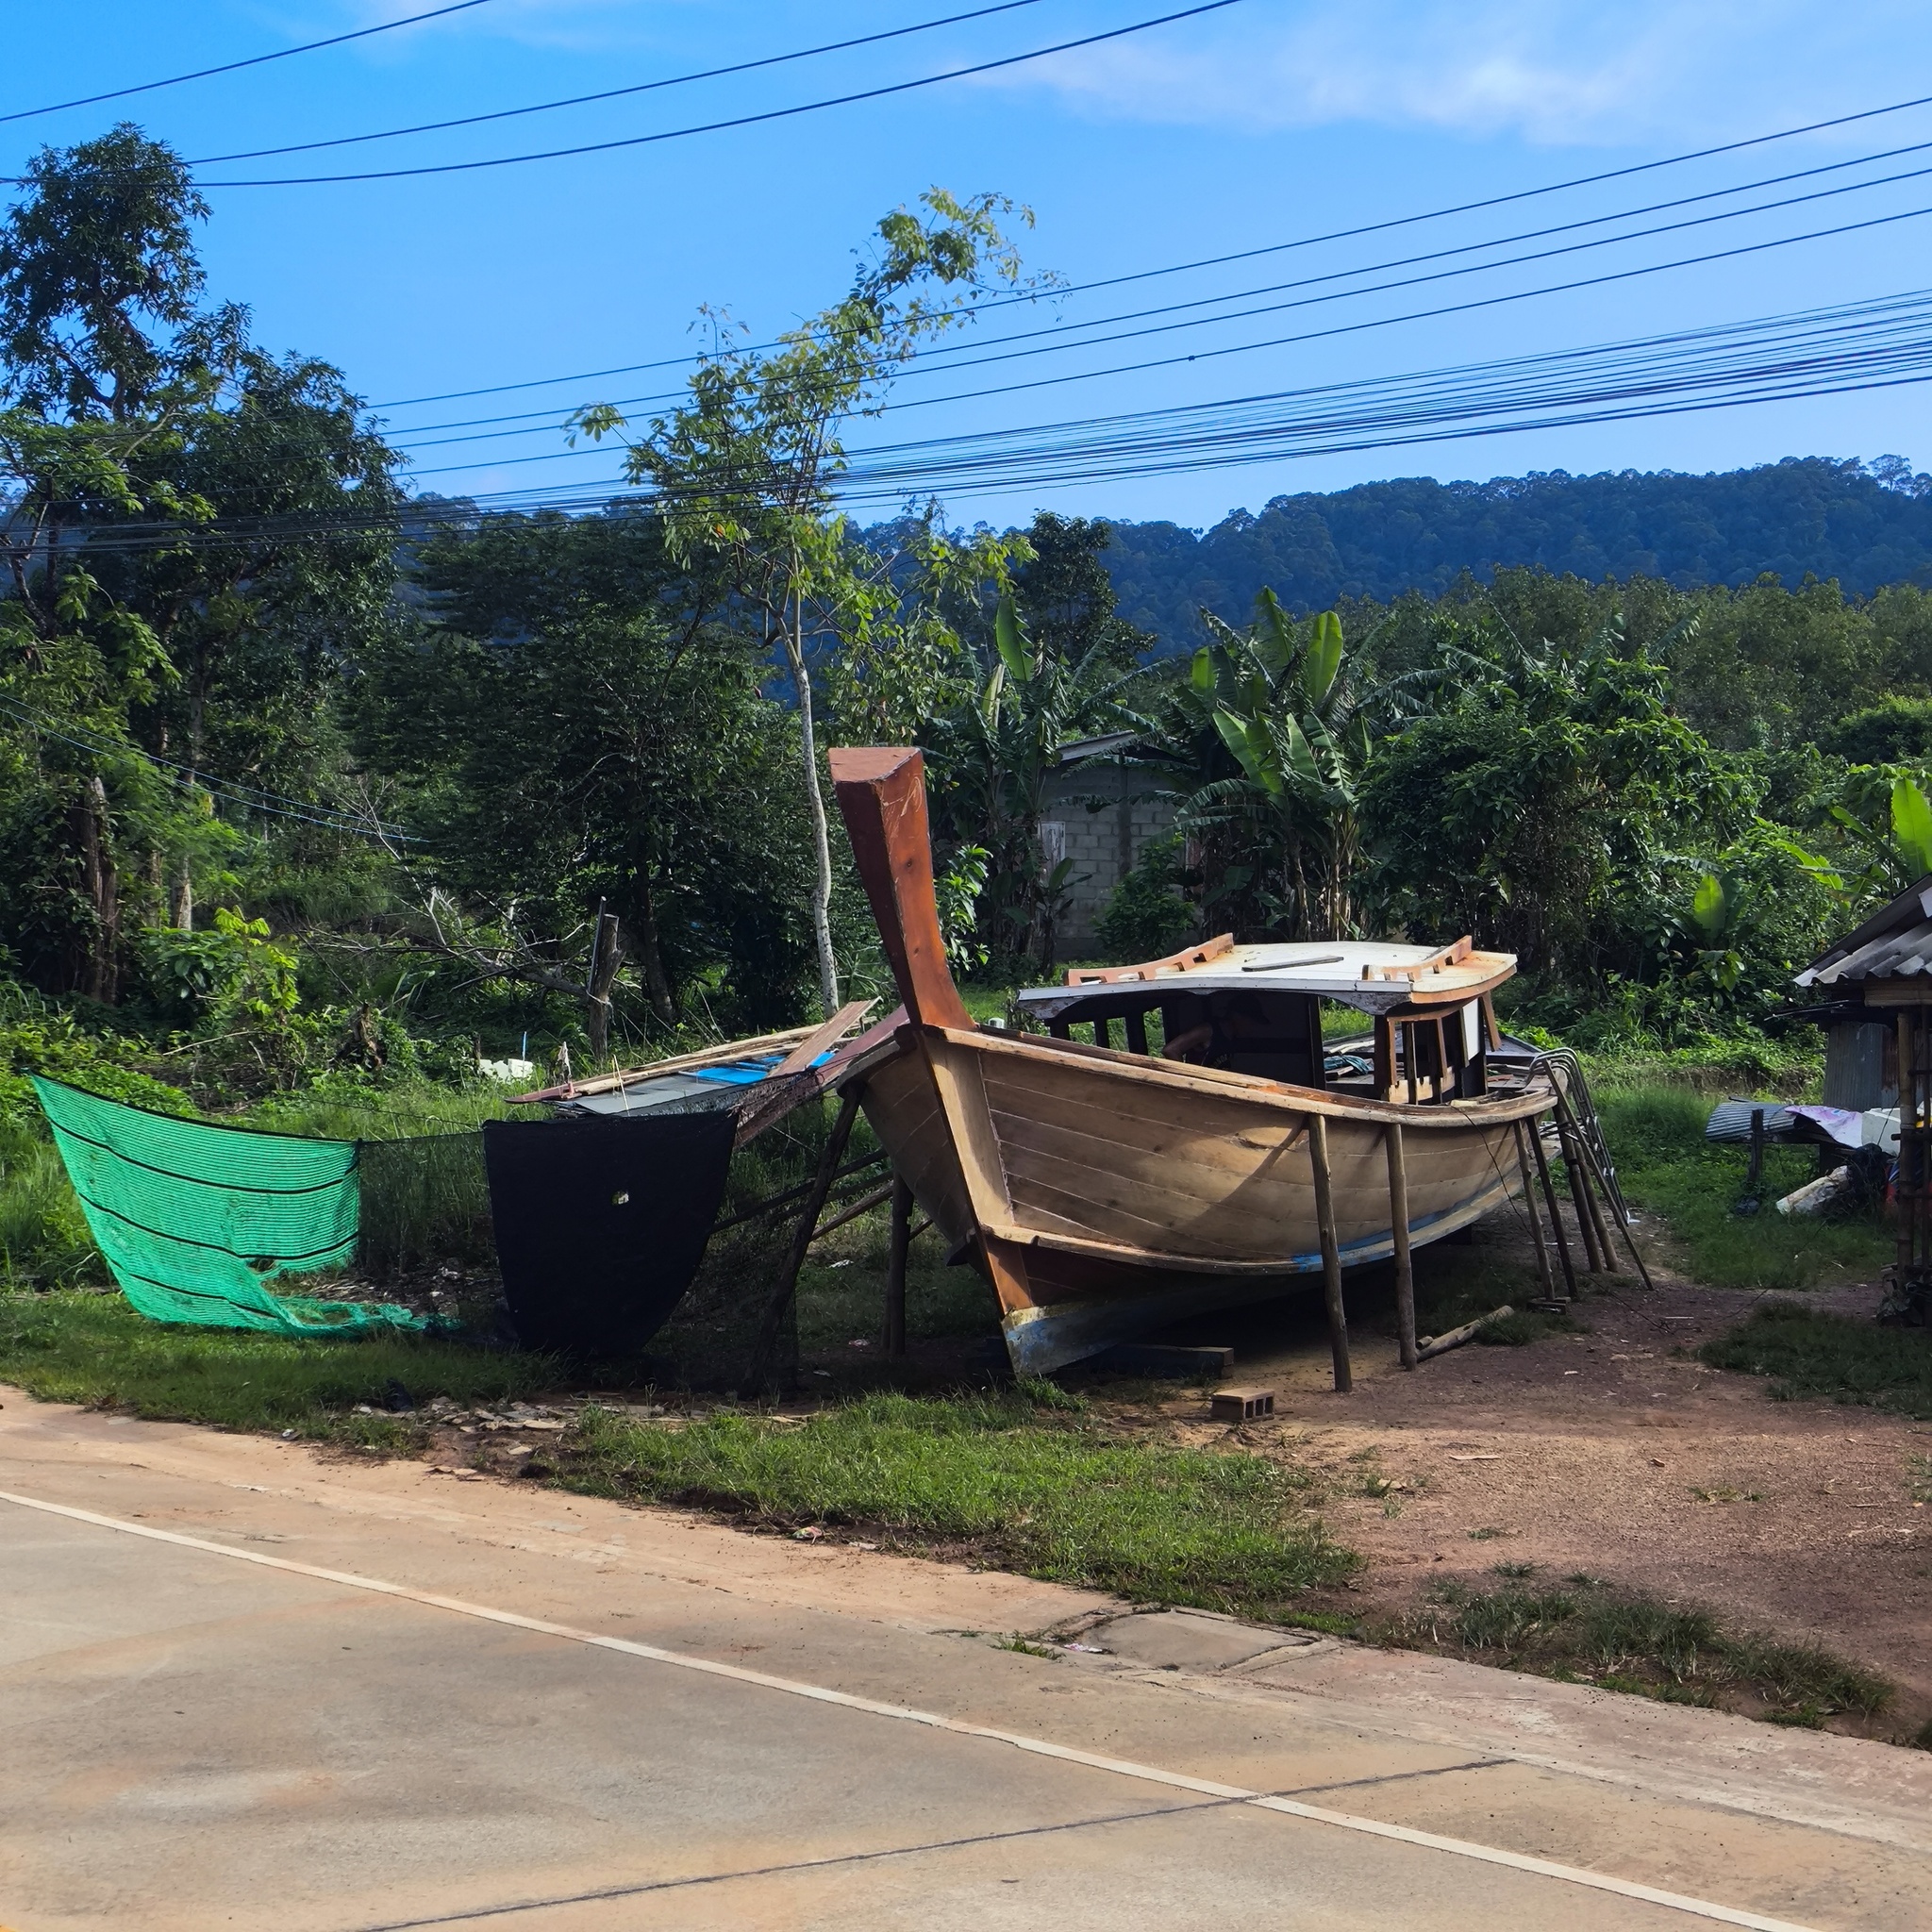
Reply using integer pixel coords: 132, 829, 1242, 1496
1795, 875, 1932, 986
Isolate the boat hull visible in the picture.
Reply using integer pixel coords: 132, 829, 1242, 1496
859, 1024, 1550, 1373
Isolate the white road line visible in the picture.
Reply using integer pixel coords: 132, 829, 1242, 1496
1, 1486, 1817, 1932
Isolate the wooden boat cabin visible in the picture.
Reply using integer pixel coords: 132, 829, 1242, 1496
1013, 934, 1514, 1106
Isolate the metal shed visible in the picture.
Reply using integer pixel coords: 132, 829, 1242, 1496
1793, 875, 1932, 1312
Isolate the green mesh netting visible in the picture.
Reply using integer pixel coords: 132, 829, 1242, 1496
34, 1076, 426, 1336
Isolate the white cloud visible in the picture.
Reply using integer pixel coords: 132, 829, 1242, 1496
992, 0, 1930, 148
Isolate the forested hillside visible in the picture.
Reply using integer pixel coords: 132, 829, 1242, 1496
1102, 459, 1932, 646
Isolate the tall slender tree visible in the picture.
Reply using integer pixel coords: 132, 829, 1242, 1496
572, 190, 1044, 1016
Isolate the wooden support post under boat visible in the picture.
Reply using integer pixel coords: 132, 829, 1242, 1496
1529, 1112, 1579, 1301
747, 1089, 863, 1386
1385, 1121, 1417, 1371
1512, 1119, 1557, 1305
885, 1174, 911, 1359
1307, 1113, 1352, 1392
1557, 1099, 1656, 1292
1557, 1117, 1606, 1273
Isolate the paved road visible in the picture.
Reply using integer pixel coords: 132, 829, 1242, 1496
3, 1397, 1928, 1932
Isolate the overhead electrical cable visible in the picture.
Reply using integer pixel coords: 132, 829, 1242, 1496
42, 290, 1932, 547
364, 83, 1932, 409
192, 0, 1248, 185
377, 139, 1932, 449
188, 0, 1053, 165
0, 0, 498, 126
386, 193, 1932, 476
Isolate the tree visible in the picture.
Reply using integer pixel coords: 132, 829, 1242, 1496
572, 190, 1043, 1015
923, 590, 1153, 972
0, 126, 400, 1001
1157, 593, 1419, 941
1361, 612, 1745, 987
354, 510, 812, 1052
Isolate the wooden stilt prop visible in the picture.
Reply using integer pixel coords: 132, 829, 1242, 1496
1308, 1113, 1352, 1391
1512, 1120, 1557, 1305
748, 1090, 862, 1386
1385, 1122, 1417, 1370
1574, 1124, 1616, 1273
885, 1175, 911, 1360
1528, 1112, 1579, 1301
1557, 1117, 1606, 1273
1558, 1102, 1655, 1292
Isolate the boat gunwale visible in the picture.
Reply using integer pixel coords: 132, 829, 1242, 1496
928, 1022, 1557, 1127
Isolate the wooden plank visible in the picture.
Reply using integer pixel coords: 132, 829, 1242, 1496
1308, 1112, 1352, 1391
951, 1024, 1557, 1127
827, 748, 974, 1030
1387, 1122, 1417, 1371
1064, 933, 1235, 986
510, 1026, 814, 1103
885, 1177, 911, 1358
926, 1037, 1015, 1226
1005, 1170, 1259, 1258
772, 999, 877, 1077
989, 1077, 1513, 1216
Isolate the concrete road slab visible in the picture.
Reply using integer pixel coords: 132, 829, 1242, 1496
4, 1392, 1929, 1932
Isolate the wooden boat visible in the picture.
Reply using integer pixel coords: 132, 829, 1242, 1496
831, 746, 1560, 1375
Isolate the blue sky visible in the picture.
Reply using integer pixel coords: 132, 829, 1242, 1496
8, 0, 1932, 530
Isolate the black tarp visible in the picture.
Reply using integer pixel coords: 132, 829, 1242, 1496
481, 1113, 735, 1359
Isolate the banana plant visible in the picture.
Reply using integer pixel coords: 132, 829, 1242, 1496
1162, 593, 1423, 939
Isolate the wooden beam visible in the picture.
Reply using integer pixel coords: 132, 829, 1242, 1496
1528, 1115, 1578, 1301
827, 748, 973, 1030
1513, 1120, 1557, 1304
1065, 934, 1234, 986
509, 1025, 814, 1104
885, 1176, 912, 1359
747, 1090, 863, 1386
1386, 1122, 1417, 1371
1307, 1113, 1352, 1392
773, 999, 877, 1077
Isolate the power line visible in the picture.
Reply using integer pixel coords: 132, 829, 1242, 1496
41, 288, 1932, 545
363, 84, 1932, 409
194, 0, 1247, 185
388, 192, 1932, 476
189, 0, 1053, 166
0, 0, 498, 127
377, 136, 1932, 449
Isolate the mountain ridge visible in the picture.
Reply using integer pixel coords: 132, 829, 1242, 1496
1095, 456, 1932, 648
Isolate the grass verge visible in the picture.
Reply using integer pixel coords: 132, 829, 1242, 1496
548, 1389, 1359, 1613
1594, 1083, 1890, 1291
1700, 1300, 1932, 1422
0, 1290, 557, 1447
1388, 1574, 1894, 1728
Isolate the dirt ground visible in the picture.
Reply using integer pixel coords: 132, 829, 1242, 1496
1064, 1215, 1932, 1740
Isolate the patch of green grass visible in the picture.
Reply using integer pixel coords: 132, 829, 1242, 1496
1595, 1083, 1890, 1291
552, 1390, 1358, 1613
0, 1124, 103, 1290
1700, 1301, 1932, 1421
1404, 1577, 1892, 1724
0, 1290, 557, 1441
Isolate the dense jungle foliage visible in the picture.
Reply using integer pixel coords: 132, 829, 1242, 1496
3, 122, 1931, 1202
1102, 459, 1932, 645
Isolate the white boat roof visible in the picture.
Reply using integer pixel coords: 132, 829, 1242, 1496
1014, 937, 1515, 1018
